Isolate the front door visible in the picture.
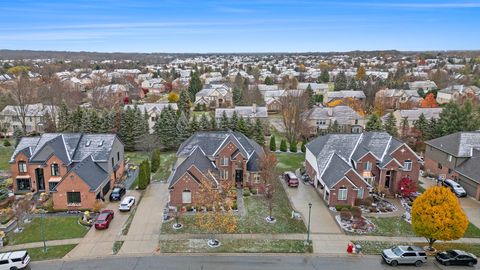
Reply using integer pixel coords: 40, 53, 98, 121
35, 168, 45, 191
235, 169, 243, 188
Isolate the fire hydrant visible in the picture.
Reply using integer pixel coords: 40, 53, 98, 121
347, 242, 354, 253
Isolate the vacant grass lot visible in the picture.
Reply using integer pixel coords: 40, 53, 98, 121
275, 153, 304, 172
8, 216, 89, 245
160, 239, 311, 253
0, 141, 14, 171
152, 151, 176, 181
26, 244, 77, 261
354, 240, 480, 256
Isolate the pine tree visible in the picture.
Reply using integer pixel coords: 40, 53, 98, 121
188, 115, 200, 134
413, 113, 429, 140
154, 106, 178, 150
327, 120, 341, 133
80, 109, 92, 133
264, 76, 274, 85
301, 138, 307, 153
119, 107, 136, 151
306, 84, 315, 109
236, 116, 248, 135
384, 112, 398, 137
199, 114, 210, 131
347, 78, 357, 90
176, 112, 190, 146
334, 71, 347, 91
219, 111, 229, 130
280, 139, 288, 152
69, 107, 84, 133
232, 88, 242, 105
253, 118, 265, 145
210, 114, 217, 130
150, 149, 161, 173
187, 72, 202, 100
365, 114, 384, 131
229, 111, 238, 131
57, 102, 70, 132
100, 109, 115, 133
269, 135, 276, 151
400, 117, 410, 139
178, 91, 191, 118
319, 69, 330, 83
289, 139, 297, 152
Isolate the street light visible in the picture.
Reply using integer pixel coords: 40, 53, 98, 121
306, 202, 312, 245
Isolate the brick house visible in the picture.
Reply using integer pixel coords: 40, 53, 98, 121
167, 131, 264, 207
10, 133, 124, 210
305, 132, 420, 207
374, 89, 422, 110
194, 84, 233, 109
424, 132, 480, 199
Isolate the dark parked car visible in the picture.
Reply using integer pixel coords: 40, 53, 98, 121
436, 250, 477, 266
109, 186, 126, 201
94, 210, 114, 230
284, 171, 299, 187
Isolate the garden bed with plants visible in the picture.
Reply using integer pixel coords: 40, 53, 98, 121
335, 206, 375, 234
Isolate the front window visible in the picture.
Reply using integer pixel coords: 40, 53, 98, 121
221, 156, 228, 166
364, 161, 372, 171
51, 163, 60, 176
338, 187, 347, 201
403, 160, 412, 171
67, 192, 81, 204
221, 170, 229, 180
357, 188, 364, 199
49, 181, 58, 191
317, 120, 326, 126
18, 161, 27, 173
182, 190, 192, 204
254, 174, 261, 184
17, 178, 31, 191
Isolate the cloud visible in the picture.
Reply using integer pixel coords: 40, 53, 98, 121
351, 1, 480, 9
216, 6, 256, 13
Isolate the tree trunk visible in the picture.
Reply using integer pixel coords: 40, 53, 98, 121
427, 238, 436, 250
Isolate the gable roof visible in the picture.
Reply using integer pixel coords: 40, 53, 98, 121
321, 154, 355, 188
426, 132, 480, 157
168, 146, 217, 188
66, 155, 109, 191
455, 149, 480, 183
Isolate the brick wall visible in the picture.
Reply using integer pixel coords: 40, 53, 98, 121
52, 171, 97, 210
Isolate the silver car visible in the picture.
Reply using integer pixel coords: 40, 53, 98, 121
382, 246, 427, 267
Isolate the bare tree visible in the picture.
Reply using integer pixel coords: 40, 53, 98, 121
13, 193, 34, 230
280, 91, 309, 142
10, 75, 39, 134
260, 151, 278, 222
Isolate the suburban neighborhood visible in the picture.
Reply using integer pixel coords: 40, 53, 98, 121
1, 1, 480, 269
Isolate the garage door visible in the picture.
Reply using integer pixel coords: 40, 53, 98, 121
457, 177, 477, 198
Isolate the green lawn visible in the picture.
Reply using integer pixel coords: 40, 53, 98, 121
8, 217, 89, 245
112, 241, 124, 255
152, 151, 176, 181
275, 152, 304, 172
25, 244, 77, 261
160, 239, 312, 253
465, 222, 480, 238
161, 176, 306, 234
353, 240, 480, 256
125, 151, 149, 165
0, 142, 14, 171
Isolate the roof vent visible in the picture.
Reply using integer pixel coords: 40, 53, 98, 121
98, 140, 104, 147
86, 140, 91, 147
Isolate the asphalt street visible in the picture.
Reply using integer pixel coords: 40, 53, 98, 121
30, 255, 479, 270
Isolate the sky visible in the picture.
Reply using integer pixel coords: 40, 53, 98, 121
0, 0, 479, 53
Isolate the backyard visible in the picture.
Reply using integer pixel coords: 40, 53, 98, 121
152, 151, 176, 181
275, 152, 304, 172
7, 216, 89, 245
125, 151, 149, 165
0, 140, 14, 171
160, 239, 312, 253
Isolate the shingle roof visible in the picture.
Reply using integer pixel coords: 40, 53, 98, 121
455, 149, 480, 183
321, 154, 354, 188
10, 137, 40, 162
168, 147, 217, 188
305, 106, 363, 124
215, 106, 268, 119
69, 155, 109, 191
426, 132, 480, 157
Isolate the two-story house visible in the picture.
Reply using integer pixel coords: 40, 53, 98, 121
304, 105, 365, 136
425, 132, 480, 199
436, 85, 480, 105
10, 133, 124, 210
305, 132, 420, 206
167, 131, 264, 207
0, 103, 58, 136
375, 89, 422, 110
381, 108, 442, 129
324, 90, 366, 106
194, 84, 233, 109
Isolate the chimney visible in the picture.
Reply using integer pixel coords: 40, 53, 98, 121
252, 103, 257, 113
327, 107, 333, 117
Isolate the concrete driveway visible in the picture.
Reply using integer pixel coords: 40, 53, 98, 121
118, 182, 169, 255
282, 179, 341, 235
65, 190, 141, 259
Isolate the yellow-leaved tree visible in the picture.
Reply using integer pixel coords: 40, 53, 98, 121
412, 186, 468, 250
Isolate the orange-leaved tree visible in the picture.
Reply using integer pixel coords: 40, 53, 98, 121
195, 176, 237, 243
412, 186, 468, 250
260, 150, 278, 222
420, 93, 438, 108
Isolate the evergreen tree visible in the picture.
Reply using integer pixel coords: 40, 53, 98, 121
289, 139, 297, 152
150, 149, 161, 173
400, 117, 410, 139
154, 106, 177, 150
301, 138, 307, 153
57, 102, 70, 132
319, 69, 330, 83
199, 114, 210, 131
264, 76, 274, 85
187, 72, 202, 100
210, 114, 217, 130
232, 87, 242, 105
219, 111, 229, 130
365, 114, 384, 131
100, 109, 115, 133
306, 84, 315, 109
119, 107, 136, 151
327, 120, 341, 133
13, 128, 24, 147
188, 115, 200, 134
252, 118, 265, 145
229, 111, 238, 131
176, 112, 190, 146
280, 139, 288, 152
347, 78, 357, 90
334, 71, 347, 91
413, 113, 430, 140
236, 116, 248, 135
178, 91, 191, 118
384, 112, 398, 137
69, 107, 84, 133
142, 109, 150, 134
269, 135, 276, 151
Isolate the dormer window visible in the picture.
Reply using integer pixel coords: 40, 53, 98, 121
86, 140, 91, 147
18, 161, 27, 173
51, 163, 60, 176
98, 140, 104, 147
221, 156, 228, 166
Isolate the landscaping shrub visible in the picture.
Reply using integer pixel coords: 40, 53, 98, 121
301, 138, 307, 153
351, 206, 362, 219
92, 200, 103, 213
185, 205, 192, 212
243, 188, 251, 197
232, 202, 238, 210
280, 139, 288, 152
269, 135, 276, 151
3, 140, 11, 147
354, 198, 363, 206
335, 205, 351, 211
369, 207, 377, 213
251, 188, 258, 195
340, 208, 352, 221
289, 139, 297, 152
364, 196, 374, 207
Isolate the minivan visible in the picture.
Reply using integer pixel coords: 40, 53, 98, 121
0, 250, 30, 270
284, 171, 299, 187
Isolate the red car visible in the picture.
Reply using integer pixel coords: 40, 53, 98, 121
94, 210, 114, 230
284, 171, 299, 187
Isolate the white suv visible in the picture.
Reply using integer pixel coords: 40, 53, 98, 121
0, 250, 30, 270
